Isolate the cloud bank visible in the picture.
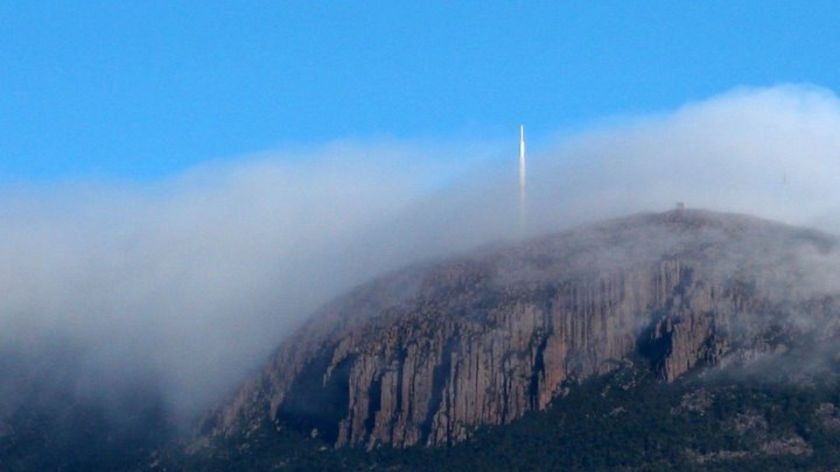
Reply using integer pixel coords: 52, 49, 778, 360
527, 84, 840, 232
3, 84, 840, 424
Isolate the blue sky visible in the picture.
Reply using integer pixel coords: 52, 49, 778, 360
2, 1, 840, 181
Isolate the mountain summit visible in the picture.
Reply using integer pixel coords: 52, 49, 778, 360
197, 209, 840, 454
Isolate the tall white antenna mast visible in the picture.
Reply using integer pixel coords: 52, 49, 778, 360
518, 125, 526, 235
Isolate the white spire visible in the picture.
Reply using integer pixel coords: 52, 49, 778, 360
518, 125, 526, 235
519, 125, 526, 190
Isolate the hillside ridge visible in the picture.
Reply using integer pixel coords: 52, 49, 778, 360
197, 208, 840, 450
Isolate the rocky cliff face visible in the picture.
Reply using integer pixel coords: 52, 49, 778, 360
199, 209, 840, 449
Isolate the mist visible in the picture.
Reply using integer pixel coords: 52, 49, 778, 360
4, 84, 840, 426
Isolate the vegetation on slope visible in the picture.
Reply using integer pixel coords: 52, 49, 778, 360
162, 357, 840, 471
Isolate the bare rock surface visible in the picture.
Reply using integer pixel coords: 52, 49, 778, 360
199, 209, 840, 448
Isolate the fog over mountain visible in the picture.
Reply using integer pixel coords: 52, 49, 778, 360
3, 84, 840, 430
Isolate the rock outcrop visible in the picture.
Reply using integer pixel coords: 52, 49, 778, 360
200, 209, 840, 449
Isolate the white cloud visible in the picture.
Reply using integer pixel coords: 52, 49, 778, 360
3, 84, 840, 421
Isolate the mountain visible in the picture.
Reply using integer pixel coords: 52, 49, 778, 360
6, 208, 840, 471
177, 208, 840, 470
